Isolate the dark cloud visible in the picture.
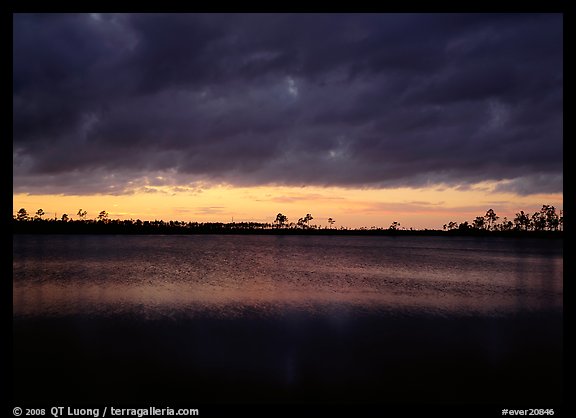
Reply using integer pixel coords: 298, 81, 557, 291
13, 13, 563, 195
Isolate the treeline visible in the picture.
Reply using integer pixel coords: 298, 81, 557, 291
12, 205, 563, 237
442, 205, 563, 232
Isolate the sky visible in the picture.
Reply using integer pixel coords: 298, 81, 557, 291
13, 13, 563, 229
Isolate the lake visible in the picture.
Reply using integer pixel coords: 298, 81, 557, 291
13, 234, 563, 406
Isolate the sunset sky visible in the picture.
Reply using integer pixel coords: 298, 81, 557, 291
13, 13, 563, 229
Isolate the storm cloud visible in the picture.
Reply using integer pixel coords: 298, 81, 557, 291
13, 13, 563, 195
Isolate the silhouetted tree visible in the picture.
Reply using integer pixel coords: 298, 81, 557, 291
389, 221, 400, 230
61, 214, 69, 222
444, 221, 458, 231
499, 217, 514, 231
328, 217, 335, 228
458, 221, 471, 231
16, 208, 28, 221
304, 213, 313, 228
514, 211, 531, 231
484, 209, 498, 231
35, 208, 45, 220
77, 209, 88, 221
472, 216, 485, 230
97, 210, 109, 222
274, 213, 288, 228
526, 205, 558, 231
531, 210, 547, 231
542, 205, 560, 231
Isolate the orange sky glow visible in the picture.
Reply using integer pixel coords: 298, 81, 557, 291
13, 182, 563, 230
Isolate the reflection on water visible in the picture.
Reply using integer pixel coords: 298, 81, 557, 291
13, 234, 563, 318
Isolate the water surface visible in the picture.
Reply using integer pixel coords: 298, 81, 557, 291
13, 234, 563, 318
12, 234, 563, 404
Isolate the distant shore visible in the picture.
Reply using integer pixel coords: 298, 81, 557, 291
12, 220, 563, 238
